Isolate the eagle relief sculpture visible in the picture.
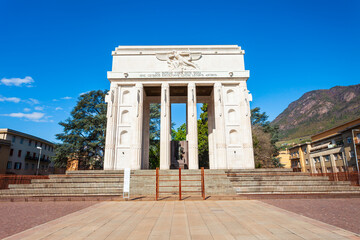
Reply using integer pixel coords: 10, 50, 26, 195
156, 51, 202, 71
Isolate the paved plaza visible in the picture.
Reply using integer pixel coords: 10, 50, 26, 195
3, 200, 360, 240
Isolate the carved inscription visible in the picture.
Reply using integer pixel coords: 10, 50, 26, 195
138, 71, 218, 78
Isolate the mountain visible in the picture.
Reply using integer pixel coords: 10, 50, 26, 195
272, 84, 360, 140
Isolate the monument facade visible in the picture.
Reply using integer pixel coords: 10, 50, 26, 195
104, 45, 255, 170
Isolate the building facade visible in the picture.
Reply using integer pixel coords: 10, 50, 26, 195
289, 143, 311, 172
0, 129, 55, 175
290, 117, 360, 173
104, 45, 255, 170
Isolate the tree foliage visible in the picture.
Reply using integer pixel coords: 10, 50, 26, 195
198, 104, 209, 168
251, 107, 281, 168
52, 90, 107, 169
149, 103, 161, 169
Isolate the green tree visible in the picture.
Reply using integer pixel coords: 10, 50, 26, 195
149, 103, 161, 169
172, 123, 187, 141
52, 90, 107, 169
251, 107, 281, 168
198, 104, 209, 168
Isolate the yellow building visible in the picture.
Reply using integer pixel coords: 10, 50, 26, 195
278, 149, 291, 168
0, 140, 11, 174
288, 143, 311, 172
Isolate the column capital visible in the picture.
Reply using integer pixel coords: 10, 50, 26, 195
188, 82, 196, 88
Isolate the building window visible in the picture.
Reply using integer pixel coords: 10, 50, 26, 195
304, 149, 307, 154
10, 149, 13, 156
26, 151, 30, 157
40, 143, 43, 147
12, 136, 16, 143
28, 140, 32, 146
6, 161, 12, 169
33, 152, 36, 158
20, 138, 24, 144
347, 137, 352, 144
14, 162, 22, 170
18, 150, 22, 157
306, 159, 309, 165
35, 141, 38, 147
324, 155, 330, 162
31, 164, 35, 170
25, 163, 29, 170
44, 145, 47, 150
47, 156, 49, 161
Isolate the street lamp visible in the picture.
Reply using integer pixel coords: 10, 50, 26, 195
36, 146, 42, 175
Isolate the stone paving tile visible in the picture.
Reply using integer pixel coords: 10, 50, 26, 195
4, 200, 360, 240
261, 198, 360, 235
0, 201, 98, 239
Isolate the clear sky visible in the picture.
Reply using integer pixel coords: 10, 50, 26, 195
0, 0, 359, 142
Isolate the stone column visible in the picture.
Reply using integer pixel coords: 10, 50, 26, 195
132, 83, 144, 170
330, 154, 337, 173
104, 85, 118, 170
187, 83, 199, 169
238, 81, 255, 169
160, 83, 171, 169
207, 99, 215, 169
213, 83, 227, 169
320, 156, 327, 173
142, 98, 150, 169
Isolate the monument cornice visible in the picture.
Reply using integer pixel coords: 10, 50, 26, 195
111, 45, 245, 56
107, 70, 250, 80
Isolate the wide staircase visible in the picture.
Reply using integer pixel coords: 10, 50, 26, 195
0, 169, 359, 200
0, 170, 126, 199
227, 169, 360, 196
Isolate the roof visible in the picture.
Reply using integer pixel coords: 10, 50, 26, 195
288, 142, 310, 150
0, 128, 54, 146
311, 117, 360, 142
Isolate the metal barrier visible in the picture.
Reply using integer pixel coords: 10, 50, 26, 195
310, 171, 360, 186
155, 167, 205, 201
0, 175, 49, 189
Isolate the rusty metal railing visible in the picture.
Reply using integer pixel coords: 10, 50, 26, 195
155, 167, 205, 201
0, 175, 49, 189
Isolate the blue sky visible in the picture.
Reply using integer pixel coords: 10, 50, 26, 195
0, 0, 359, 142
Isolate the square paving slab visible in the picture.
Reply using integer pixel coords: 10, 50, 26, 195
5, 200, 360, 240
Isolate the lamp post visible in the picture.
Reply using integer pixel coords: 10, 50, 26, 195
36, 146, 42, 175
351, 129, 359, 185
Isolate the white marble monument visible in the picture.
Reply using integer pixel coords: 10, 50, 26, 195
104, 45, 254, 170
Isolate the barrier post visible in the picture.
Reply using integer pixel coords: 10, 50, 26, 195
156, 167, 159, 201
201, 167, 205, 200
179, 168, 182, 201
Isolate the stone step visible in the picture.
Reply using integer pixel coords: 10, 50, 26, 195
231, 181, 350, 186
226, 168, 294, 173
1, 188, 122, 195
32, 178, 124, 183
235, 185, 360, 193
236, 191, 360, 195
66, 170, 128, 175
228, 176, 330, 181
50, 174, 124, 179
8, 183, 123, 189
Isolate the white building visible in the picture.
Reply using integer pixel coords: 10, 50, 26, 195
104, 45, 255, 170
0, 129, 55, 175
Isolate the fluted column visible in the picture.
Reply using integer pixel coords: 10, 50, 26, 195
213, 82, 227, 169
207, 99, 215, 169
132, 83, 143, 169
104, 85, 118, 170
187, 83, 199, 169
238, 81, 255, 169
160, 83, 171, 169
142, 99, 150, 169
